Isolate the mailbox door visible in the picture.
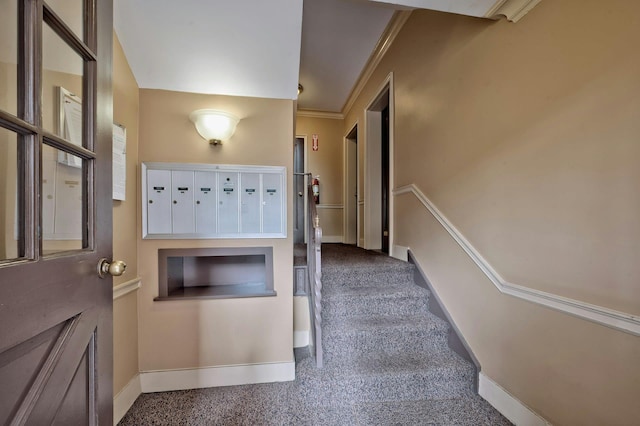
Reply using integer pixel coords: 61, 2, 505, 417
195, 171, 217, 234
262, 173, 284, 234
147, 169, 172, 234
218, 172, 239, 233
240, 173, 261, 234
171, 170, 195, 234
262, 172, 283, 234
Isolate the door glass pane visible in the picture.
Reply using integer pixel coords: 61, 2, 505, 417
45, 0, 84, 39
0, 127, 20, 261
42, 144, 85, 254
42, 23, 83, 144
0, 0, 18, 116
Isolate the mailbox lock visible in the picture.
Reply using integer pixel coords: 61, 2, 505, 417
149, 200, 153, 204
173, 200, 177, 204
196, 201, 201, 205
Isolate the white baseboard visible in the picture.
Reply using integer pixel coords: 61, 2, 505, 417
113, 374, 141, 425
294, 330, 310, 348
479, 373, 549, 426
391, 245, 409, 261
139, 361, 296, 393
322, 235, 343, 243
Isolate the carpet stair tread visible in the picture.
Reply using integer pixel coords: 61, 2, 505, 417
323, 312, 449, 335
322, 282, 428, 298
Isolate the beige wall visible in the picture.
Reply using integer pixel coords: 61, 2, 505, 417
112, 34, 141, 396
295, 115, 345, 240
344, 1, 640, 424
137, 89, 294, 370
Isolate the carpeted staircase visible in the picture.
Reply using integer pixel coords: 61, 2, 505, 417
118, 244, 510, 425
292, 244, 511, 425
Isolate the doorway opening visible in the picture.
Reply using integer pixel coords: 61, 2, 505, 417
344, 124, 358, 246
293, 137, 306, 244
364, 73, 393, 255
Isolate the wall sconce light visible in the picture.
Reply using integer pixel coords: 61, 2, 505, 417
189, 109, 240, 145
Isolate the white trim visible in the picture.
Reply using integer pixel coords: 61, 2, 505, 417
113, 374, 141, 425
363, 73, 394, 251
342, 11, 411, 114
479, 373, 549, 426
322, 235, 344, 244
293, 330, 310, 348
343, 123, 360, 246
316, 204, 343, 210
391, 245, 409, 261
139, 361, 295, 393
394, 184, 640, 336
486, 0, 543, 22
113, 278, 141, 300
296, 110, 344, 120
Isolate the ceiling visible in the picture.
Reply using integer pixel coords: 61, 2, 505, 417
114, 0, 540, 114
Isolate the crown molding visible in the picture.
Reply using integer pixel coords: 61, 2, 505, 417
296, 110, 344, 120
486, 0, 543, 22
341, 10, 412, 115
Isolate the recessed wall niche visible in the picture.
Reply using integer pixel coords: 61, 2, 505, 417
156, 247, 275, 301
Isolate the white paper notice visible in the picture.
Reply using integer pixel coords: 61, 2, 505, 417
59, 97, 83, 168
112, 124, 126, 200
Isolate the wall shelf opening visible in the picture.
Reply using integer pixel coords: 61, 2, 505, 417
156, 247, 275, 301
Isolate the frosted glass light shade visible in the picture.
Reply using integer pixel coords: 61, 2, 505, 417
189, 109, 240, 145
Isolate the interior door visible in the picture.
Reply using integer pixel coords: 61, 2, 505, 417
0, 0, 114, 424
381, 105, 390, 254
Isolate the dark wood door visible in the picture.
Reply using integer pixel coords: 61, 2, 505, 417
381, 105, 390, 254
0, 0, 114, 424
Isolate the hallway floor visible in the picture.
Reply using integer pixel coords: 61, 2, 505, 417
118, 355, 510, 425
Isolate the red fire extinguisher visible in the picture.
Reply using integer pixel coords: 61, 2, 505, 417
312, 175, 320, 204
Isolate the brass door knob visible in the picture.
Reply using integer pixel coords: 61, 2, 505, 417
97, 258, 127, 278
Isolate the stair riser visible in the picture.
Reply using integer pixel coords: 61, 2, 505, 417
296, 373, 474, 404
322, 270, 414, 287
322, 296, 429, 319
322, 329, 449, 361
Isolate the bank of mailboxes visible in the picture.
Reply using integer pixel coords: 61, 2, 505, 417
142, 163, 286, 238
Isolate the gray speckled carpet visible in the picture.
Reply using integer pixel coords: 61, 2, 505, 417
119, 244, 511, 426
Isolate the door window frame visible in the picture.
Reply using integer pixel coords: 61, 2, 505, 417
0, 0, 98, 266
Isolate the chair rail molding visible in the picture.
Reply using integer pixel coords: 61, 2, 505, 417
394, 184, 640, 336
113, 277, 142, 300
